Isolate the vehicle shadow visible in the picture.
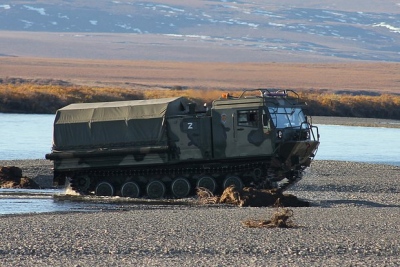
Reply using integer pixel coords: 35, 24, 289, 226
315, 199, 400, 208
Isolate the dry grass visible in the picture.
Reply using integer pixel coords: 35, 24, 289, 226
1, 82, 399, 118
1, 57, 400, 118
196, 185, 310, 208
242, 208, 299, 228
196, 187, 220, 205
196, 187, 300, 228
0, 83, 242, 113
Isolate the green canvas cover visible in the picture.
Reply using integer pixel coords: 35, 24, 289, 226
53, 97, 188, 150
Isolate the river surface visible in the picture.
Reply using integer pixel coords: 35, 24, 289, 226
0, 112, 399, 165
0, 188, 140, 215
316, 125, 400, 166
0, 113, 399, 215
0, 189, 93, 215
0, 113, 53, 160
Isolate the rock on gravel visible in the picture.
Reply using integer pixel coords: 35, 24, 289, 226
0, 160, 399, 266
0, 159, 53, 188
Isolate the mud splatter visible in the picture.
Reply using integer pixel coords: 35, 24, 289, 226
197, 185, 309, 207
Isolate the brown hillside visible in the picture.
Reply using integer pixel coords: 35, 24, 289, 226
1, 57, 399, 94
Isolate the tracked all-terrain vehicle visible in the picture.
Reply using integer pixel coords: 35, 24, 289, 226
46, 89, 319, 198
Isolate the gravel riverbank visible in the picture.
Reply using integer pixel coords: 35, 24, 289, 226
0, 160, 399, 266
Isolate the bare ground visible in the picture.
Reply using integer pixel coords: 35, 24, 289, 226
1, 57, 400, 93
0, 160, 399, 266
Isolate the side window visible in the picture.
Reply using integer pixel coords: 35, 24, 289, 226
237, 110, 259, 127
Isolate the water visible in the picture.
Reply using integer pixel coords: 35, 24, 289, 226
0, 188, 130, 215
0, 113, 54, 160
0, 112, 399, 165
0, 189, 72, 215
316, 125, 400, 166
0, 113, 399, 215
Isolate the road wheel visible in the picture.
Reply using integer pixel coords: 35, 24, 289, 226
171, 177, 191, 198
146, 180, 166, 199
121, 181, 140, 198
196, 175, 216, 193
95, 182, 114, 196
223, 175, 243, 190
70, 175, 91, 193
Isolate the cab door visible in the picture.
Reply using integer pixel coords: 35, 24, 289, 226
233, 108, 273, 157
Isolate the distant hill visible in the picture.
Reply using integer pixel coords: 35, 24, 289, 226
1, 0, 400, 62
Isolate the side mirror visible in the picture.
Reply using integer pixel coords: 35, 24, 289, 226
262, 114, 271, 130
262, 114, 267, 126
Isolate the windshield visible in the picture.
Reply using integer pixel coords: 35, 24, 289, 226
268, 107, 306, 128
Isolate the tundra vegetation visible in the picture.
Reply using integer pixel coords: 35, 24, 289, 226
0, 81, 399, 119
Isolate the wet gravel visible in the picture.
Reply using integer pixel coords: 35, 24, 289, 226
0, 160, 399, 266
